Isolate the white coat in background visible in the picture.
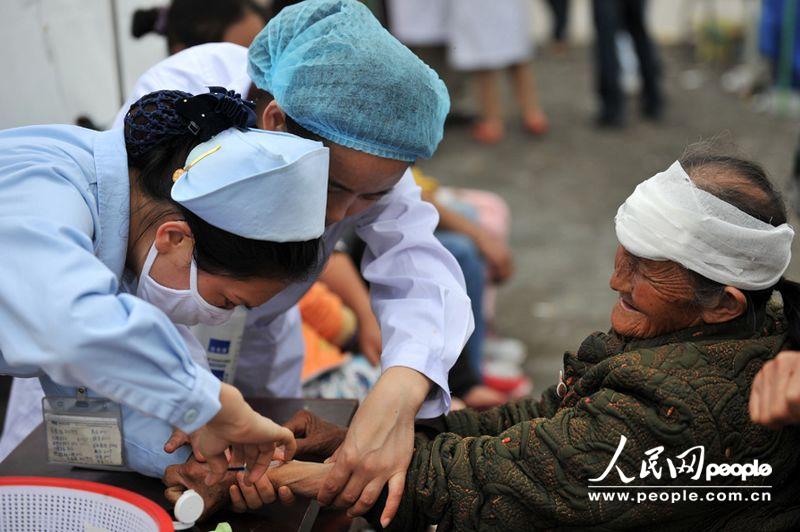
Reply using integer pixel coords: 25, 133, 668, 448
448, 0, 534, 71
386, 0, 449, 46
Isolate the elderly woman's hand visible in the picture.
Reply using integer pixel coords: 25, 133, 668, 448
163, 456, 235, 521
283, 410, 347, 462
229, 461, 334, 511
750, 350, 800, 428
229, 469, 277, 512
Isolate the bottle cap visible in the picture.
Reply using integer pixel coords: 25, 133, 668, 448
173, 489, 204, 530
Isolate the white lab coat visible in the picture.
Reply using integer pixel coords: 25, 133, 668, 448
448, 0, 534, 71
3, 43, 473, 469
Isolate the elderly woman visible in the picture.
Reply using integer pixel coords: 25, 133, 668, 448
169, 153, 800, 529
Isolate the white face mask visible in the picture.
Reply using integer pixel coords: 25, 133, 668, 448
136, 243, 235, 326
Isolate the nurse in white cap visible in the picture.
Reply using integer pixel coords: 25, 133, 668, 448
0, 87, 329, 482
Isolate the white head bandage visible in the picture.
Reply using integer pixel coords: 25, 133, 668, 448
615, 161, 795, 290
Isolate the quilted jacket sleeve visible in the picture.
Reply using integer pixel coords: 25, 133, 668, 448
387, 348, 748, 531
441, 384, 562, 438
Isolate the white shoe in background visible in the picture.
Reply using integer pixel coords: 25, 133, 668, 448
483, 336, 527, 366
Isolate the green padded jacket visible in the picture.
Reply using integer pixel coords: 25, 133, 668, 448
386, 305, 800, 531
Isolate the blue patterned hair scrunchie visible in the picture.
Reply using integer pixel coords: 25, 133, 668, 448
124, 86, 256, 164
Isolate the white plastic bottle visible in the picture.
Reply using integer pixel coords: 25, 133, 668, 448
191, 306, 248, 384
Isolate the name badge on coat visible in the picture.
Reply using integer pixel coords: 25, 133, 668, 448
42, 388, 126, 469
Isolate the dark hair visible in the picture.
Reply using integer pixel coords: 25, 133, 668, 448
244, 85, 325, 143
131, 0, 267, 51
285, 114, 324, 143
131, 7, 168, 38
125, 91, 321, 282
679, 150, 800, 346
245, 84, 273, 119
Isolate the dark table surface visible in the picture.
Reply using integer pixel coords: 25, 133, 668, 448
0, 397, 358, 531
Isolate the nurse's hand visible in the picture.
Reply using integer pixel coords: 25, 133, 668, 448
164, 429, 190, 454
316, 367, 430, 528
192, 383, 297, 485
357, 311, 383, 366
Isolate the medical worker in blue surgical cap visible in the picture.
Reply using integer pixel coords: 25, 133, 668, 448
0, 87, 331, 483
80, 0, 470, 524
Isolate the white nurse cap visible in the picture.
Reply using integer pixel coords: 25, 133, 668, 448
171, 128, 329, 242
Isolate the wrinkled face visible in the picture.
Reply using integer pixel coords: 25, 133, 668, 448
324, 144, 410, 226
609, 245, 704, 338
148, 223, 287, 310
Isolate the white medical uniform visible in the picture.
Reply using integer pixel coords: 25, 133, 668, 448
0, 125, 222, 475
448, 0, 534, 71
3, 43, 473, 472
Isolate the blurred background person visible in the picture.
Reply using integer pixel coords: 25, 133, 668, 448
448, 0, 550, 144
592, 0, 663, 127
296, 281, 383, 402
759, 0, 800, 88
545, 0, 571, 54
131, 0, 269, 54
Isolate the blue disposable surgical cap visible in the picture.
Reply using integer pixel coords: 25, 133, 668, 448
248, 0, 450, 162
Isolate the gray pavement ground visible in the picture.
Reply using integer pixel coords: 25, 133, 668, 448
419, 45, 800, 393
